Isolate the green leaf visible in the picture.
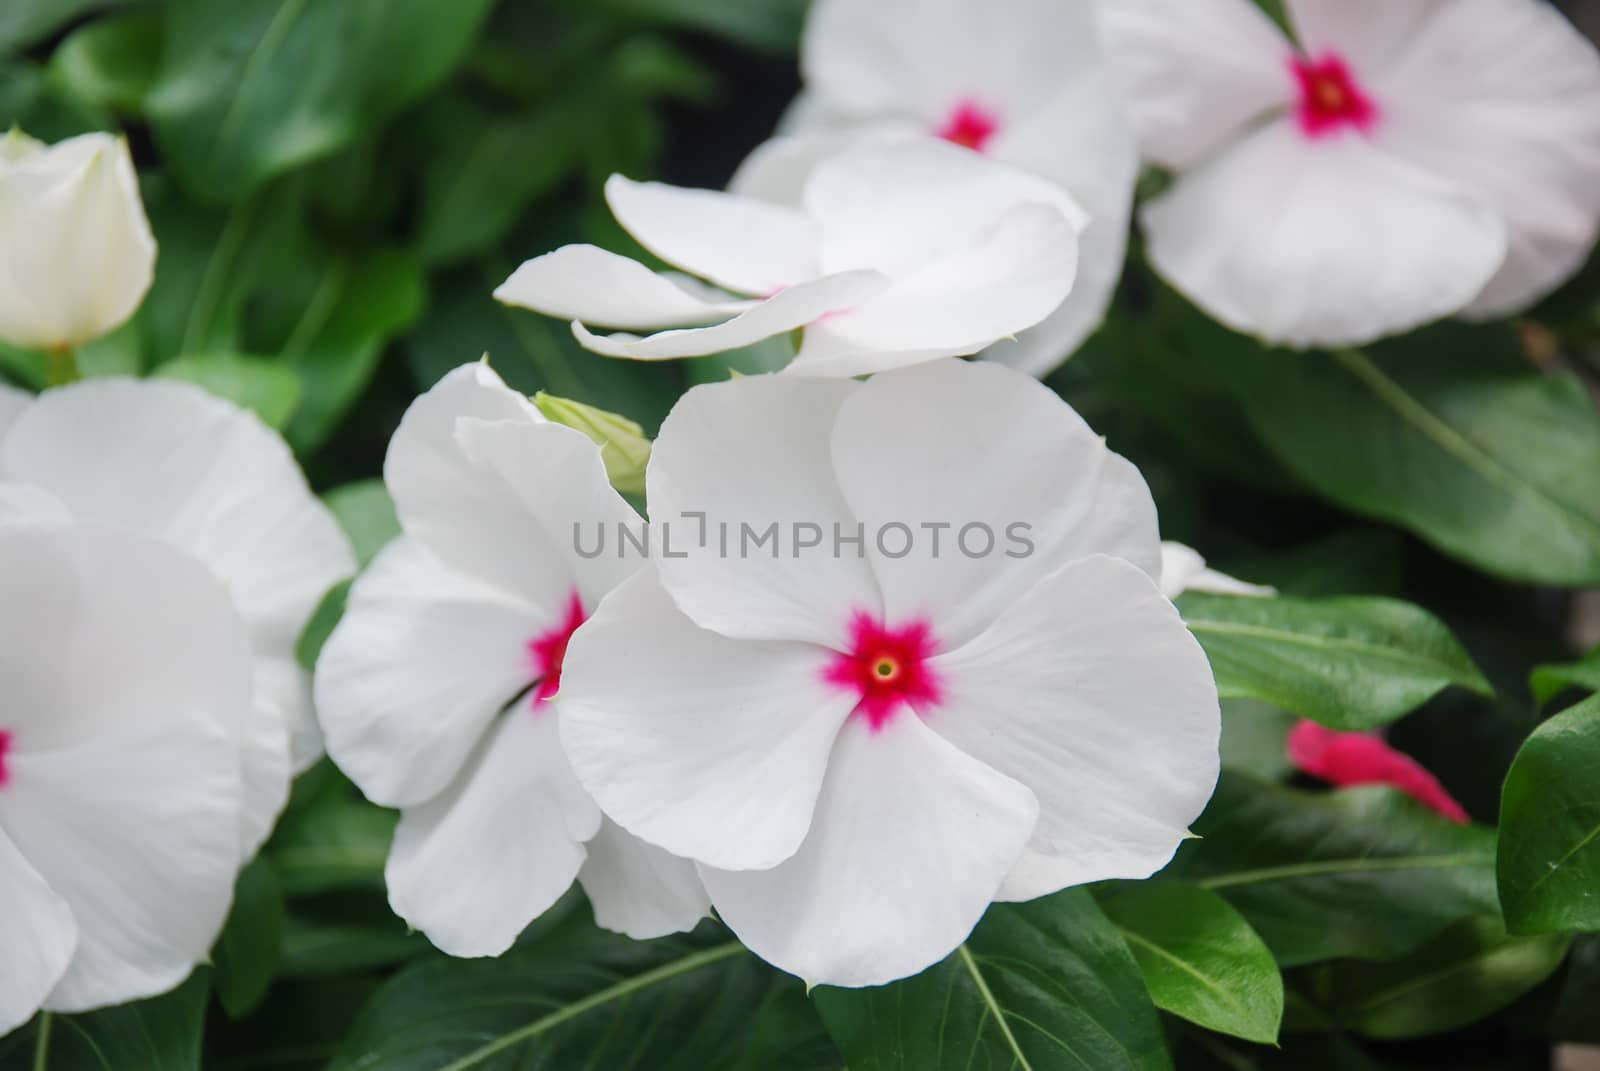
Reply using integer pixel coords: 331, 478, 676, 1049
47, 11, 163, 115
146, 0, 495, 201
1163, 772, 1499, 966
1220, 330, 1600, 585
328, 907, 834, 1070
279, 899, 430, 978
212, 858, 286, 1019
155, 352, 302, 429
0, 0, 134, 52
814, 890, 1171, 1071
1312, 916, 1571, 1039
294, 579, 349, 674
1, 970, 210, 1071
1531, 646, 1600, 705
568, 0, 807, 51
1097, 882, 1284, 1045
322, 480, 399, 567
1178, 593, 1492, 729
1219, 699, 1298, 781
269, 790, 395, 898
1498, 695, 1600, 934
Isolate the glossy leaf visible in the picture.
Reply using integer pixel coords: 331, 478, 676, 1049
212, 858, 286, 1019
155, 352, 302, 429
1498, 695, 1600, 934
0, 970, 210, 1071
1531, 646, 1600, 705
814, 890, 1171, 1071
328, 905, 834, 1071
1178, 593, 1491, 729
1098, 882, 1284, 1044
1163, 773, 1499, 966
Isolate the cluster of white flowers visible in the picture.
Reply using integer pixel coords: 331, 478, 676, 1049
3, 0, 1599, 1025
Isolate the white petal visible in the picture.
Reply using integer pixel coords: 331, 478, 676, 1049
1361, 0, 1600, 316
1141, 120, 1508, 348
0, 134, 155, 351
646, 374, 878, 646
2, 378, 355, 772
1098, 0, 1295, 169
927, 556, 1220, 902
386, 710, 599, 958
577, 818, 710, 940
700, 712, 1037, 989
572, 270, 887, 362
828, 359, 1161, 650
0, 481, 69, 525
494, 244, 752, 330
0, 827, 76, 1037
382, 363, 579, 613
315, 537, 542, 809
560, 571, 856, 873
1159, 541, 1276, 599
0, 381, 30, 439
729, 125, 898, 206
805, 137, 1087, 278
1285, 0, 1444, 77
786, 202, 1079, 378
605, 175, 820, 295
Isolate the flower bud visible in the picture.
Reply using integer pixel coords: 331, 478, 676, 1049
533, 391, 651, 496
0, 130, 156, 352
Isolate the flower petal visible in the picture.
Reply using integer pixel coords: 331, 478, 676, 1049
1159, 541, 1276, 599
786, 202, 1079, 378
560, 571, 857, 872
1141, 119, 1508, 348
1285, 0, 1444, 77
1287, 721, 1468, 824
928, 556, 1221, 902
828, 359, 1160, 650
646, 374, 878, 647
1, 379, 355, 772
1099, 0, 1295, 169
315, 537, 542, 809
571, 270, 887, 362
699, 711, 1038, 988
386, 709, 599, 958
605, 175, 820, 295
0, 382, 30, 439
495, 244, 752, 330
577, 818, 711, 940
1361, 0, 1600, 316
0, 826, 76, 1037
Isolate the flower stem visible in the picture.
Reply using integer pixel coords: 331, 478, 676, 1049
46, 347, 79, 387
32, 1012, 51, 1071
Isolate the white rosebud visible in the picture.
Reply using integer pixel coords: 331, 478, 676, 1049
0, 131, 156, 352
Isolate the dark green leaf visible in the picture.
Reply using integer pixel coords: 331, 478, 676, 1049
212, 858, 286, 1019
322, 481, 399, 567
1163, 773, 1499, 966
146, 0, 495, 201
1, 970, 210, 1071
1178, 593, 1491, 729
293, 579, 349, 674
568, 0, 806, 51
279, 901, 430, 978
1219, 699, 1297, 781
1498, 695, 1600, 934
1312, 916, 1570, 1039
47, 11, 163, 115
1531, 646, 1600, 705
814, 890, 1171, 1071
0, 0, 134, 52
1098, 882, 1284, 1044
155, 352, 301, 429
328, 907, 833, 1070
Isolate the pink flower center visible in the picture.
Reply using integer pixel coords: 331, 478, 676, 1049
1287, 720, 1468, 824
528, 590, 587, 706
1291, 53, 1379, 138
935, 99, 1001, 153
824, 612, 944, 732
0, 729, 10, 790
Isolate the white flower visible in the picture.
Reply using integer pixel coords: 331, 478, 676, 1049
0, 379, 355, 856
313, 364, 709, 958
730, 0, 1137, 377
0, 131, 156, 352
1159, 541, 1275, 599
1102, 0, 1600, 347
494, 138, 1083, 378
559, 359, 1220, 988
0, 518, 253, 1034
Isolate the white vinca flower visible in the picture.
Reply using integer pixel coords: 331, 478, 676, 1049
495, 138, 1083, 378
732, 0, 1137, 377
1159, 541, 1275, 599
1102, 0, 1600, 347
0, 379, 355, 857
0, 131, 156, 352
559, 359, 1221, 988
0, 516, 253, 1034
313, 364, 709, 957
